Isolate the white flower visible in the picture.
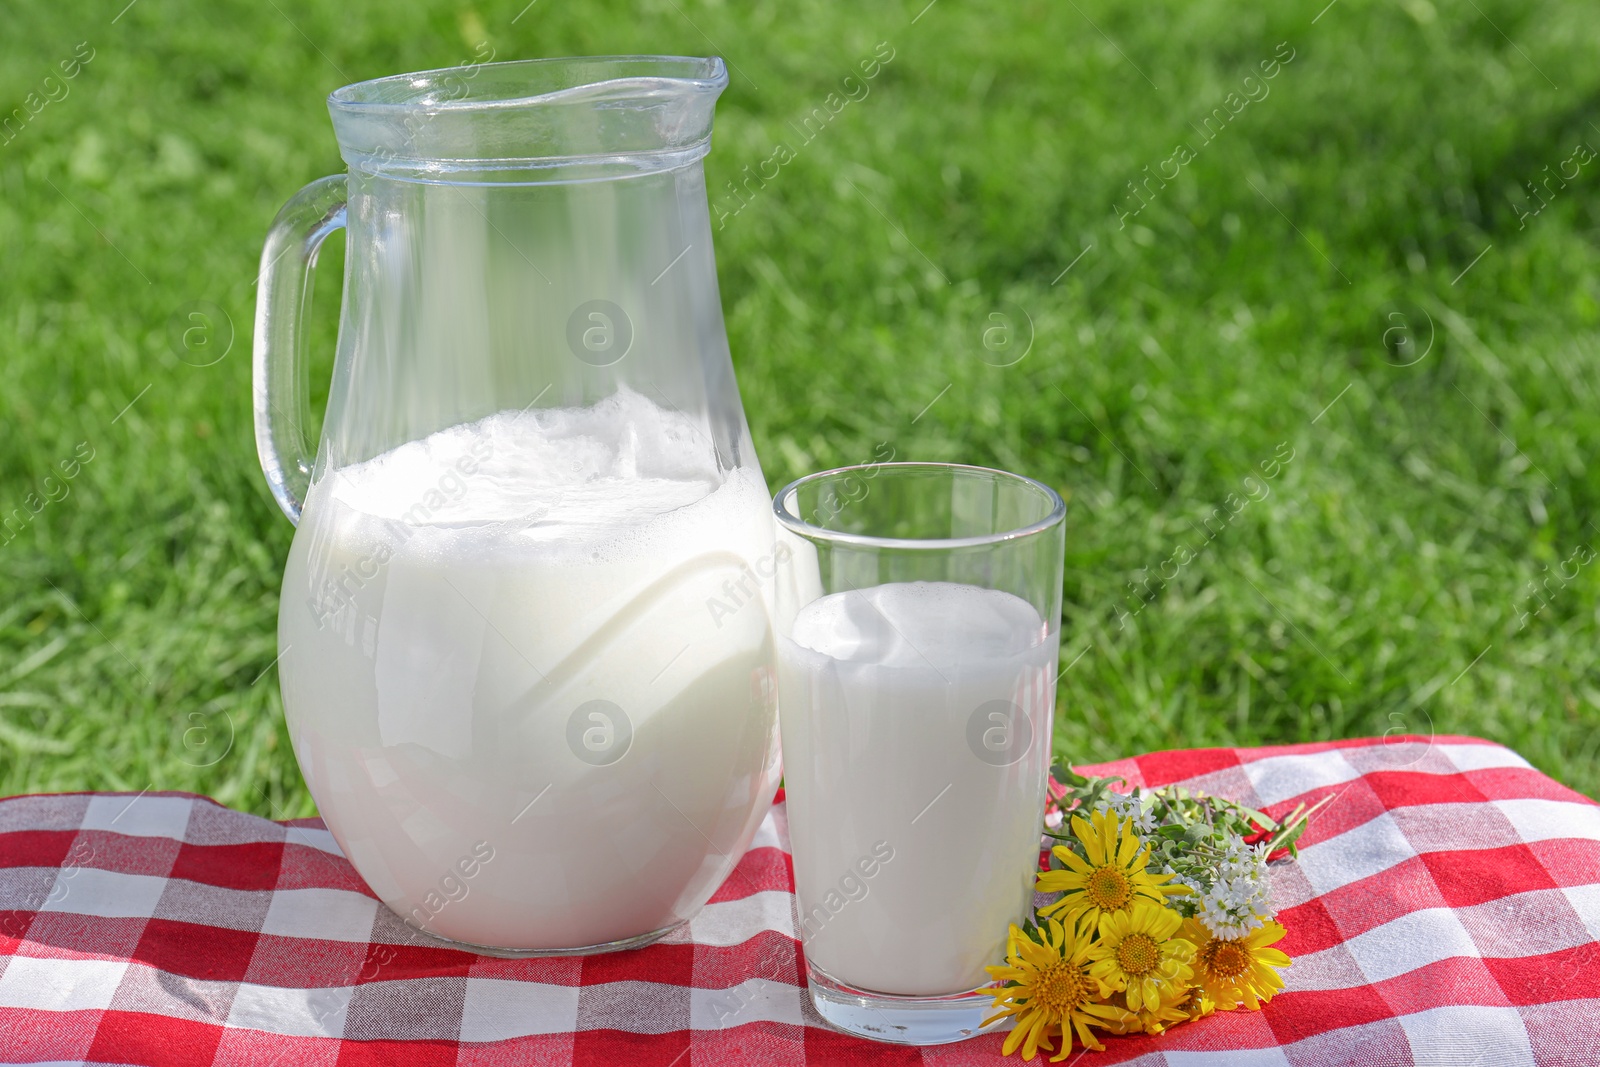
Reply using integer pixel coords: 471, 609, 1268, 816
1193, 837, 1275, 939
1093, 789, 1157, 835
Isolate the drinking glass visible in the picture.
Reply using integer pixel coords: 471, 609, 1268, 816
773, 462, 1067, 1044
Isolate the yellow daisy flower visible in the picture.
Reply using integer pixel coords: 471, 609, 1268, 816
1037, 810, 1186, 926
1085, 900, 1196, 1013
1181, 916, 1291, 1011
982, 919, 1131, 1062
1177, 984, 1216, 1023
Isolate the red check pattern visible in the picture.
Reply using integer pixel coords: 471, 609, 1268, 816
1, 735, 1597, 1066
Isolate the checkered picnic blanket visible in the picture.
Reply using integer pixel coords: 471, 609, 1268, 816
1, 734, 1597, 1066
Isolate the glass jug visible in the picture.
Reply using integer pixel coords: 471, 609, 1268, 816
252, 57, 782, 955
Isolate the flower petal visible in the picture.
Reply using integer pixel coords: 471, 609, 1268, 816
1072, 815, 1104, 865
1116, 822, 1142, 866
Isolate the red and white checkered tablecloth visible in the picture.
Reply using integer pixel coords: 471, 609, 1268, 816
1, 734, 1598, 1066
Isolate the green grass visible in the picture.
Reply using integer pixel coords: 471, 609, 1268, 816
2, 0, 1599, 816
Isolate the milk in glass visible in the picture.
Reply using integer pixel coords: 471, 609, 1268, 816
778, 581, 1056, 995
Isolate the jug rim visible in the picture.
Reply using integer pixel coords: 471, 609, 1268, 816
325, 56, 729, 178
327, 55, 728, 113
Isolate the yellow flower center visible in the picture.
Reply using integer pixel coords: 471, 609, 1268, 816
1115, 932, 1161, 976
1204, 939, 1251, 980
1033, 961, 1089, 1012
1084, 866, 1133, 910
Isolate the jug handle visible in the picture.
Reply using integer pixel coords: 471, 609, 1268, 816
252, 174, 347, 526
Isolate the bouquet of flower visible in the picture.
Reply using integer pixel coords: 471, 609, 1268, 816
983, 763, 1328, 1061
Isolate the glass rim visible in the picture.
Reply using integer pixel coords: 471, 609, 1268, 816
772, 462, 1066, 551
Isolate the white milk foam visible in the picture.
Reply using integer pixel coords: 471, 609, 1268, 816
279, 387, 782, 951
778, 581, 1056, 995
329, 387, 721, 532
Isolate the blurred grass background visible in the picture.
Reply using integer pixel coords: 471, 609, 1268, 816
1, 0, 1598, 816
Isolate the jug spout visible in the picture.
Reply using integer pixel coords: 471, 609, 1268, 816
327, 56, 729, 180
